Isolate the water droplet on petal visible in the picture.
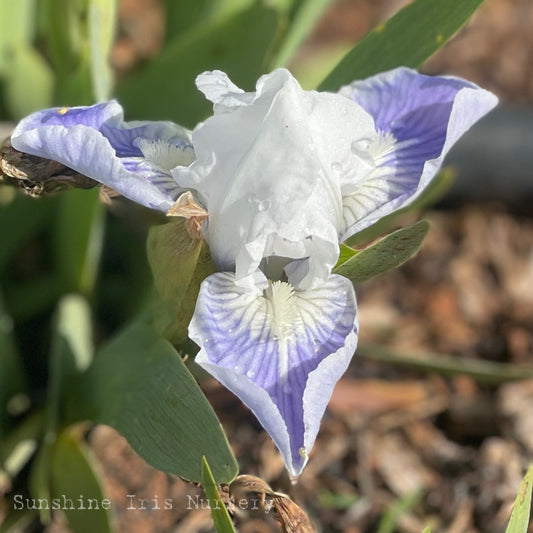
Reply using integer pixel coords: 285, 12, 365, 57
258, 199, 271, 212
331, 161, 342, 174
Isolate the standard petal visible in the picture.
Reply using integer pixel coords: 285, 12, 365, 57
11, 101, 193, 211
189, 270, 358, 477
175, 69, 362, 288
195, 70, 252, 112
338, 67, 498, 240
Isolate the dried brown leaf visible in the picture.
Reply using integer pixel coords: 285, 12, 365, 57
167, 191, 208, 240
0, 139, 98, 196
375, 432, 440, 497
272, 495, 315, 533
229, 475, 315, 532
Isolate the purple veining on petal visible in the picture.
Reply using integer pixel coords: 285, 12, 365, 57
33, 102, 117, 128
102, 124, 192, 158
11, 101, 193, 211
20, 102, 192, 157
338, 67, 498, 239
352, 70, 470, 137
190, 271, 357, 475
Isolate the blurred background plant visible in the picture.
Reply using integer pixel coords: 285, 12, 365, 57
1, 0, 533, 532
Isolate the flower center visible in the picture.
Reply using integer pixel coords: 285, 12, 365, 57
136, 138, 194, 170
259, 256, 292, 282
264, 281, 297, 339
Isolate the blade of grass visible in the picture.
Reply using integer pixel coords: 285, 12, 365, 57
505, 465, 533, 533
378, 490, 423, 533
319, 0, 486, 90
202, 456, 236, 533
271, 0, 333, 68
88, 0, 117, 101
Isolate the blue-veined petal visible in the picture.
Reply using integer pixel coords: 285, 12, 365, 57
11, 101, 194, 211
337, 67, 498, 240
189, 270, 358, 477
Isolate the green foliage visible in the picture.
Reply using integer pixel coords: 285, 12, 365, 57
164, 0, 255, 43
68, 316, 238, 483
2, 45, 54, 120
29, 294, 94, 523
41, 0, 117, 103
0, 411, 42, 481
54, 188, 105, 296
1, 190, 104, 318
47, 294, 94, 428
28, 441, 54, 523
41, 0, 89, 103
42, 0, 88, 79
148, 218, 215, 346
319, 0, 486, 90
0, 292, 26, 442
377, 490, 424, 533
117, 4, 279, 127
0, 0, 36, 57
271, 0, 333, 68
202, 457, 237, 533
0, 194, 55, 271
0, 0, 117, 117
334, 220, 430, 284
87, 0, 118, 102
335, 243, 359, 269
291, 42, 351, 89
318, 489, 359, 510
0, 0, 53, 118
0, 506, 37, 533
50, 430, 113, 533
505, 465, 533, 533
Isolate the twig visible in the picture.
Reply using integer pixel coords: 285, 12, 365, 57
357, 342, 533, 384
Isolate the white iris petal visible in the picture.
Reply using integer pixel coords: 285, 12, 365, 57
172, 69, 378, 289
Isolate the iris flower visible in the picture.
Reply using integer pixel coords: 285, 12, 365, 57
11, 68, 497, 477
